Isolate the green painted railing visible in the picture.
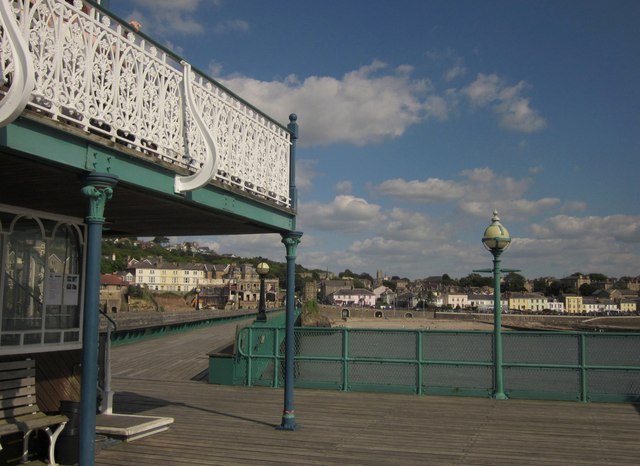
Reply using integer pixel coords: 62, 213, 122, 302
233, 312, 295, 387
233, 327, 640, 403
106, 310, 273, 347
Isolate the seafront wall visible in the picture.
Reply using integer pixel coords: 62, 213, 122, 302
317, 305, 640, 331
318, 304, 435, 320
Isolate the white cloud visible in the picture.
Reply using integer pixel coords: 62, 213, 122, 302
381, 208, 448, 242
373, 168, 553, 216
212, 20, 249, 34
345, 232, 485, 279
462, 73, 546, 133
424, 95, 450, 120
219, 61, 440, 146
460, 167, 495, 183
375, 177, 465, 202
127, 0, 240, 37
295, 159, 318, 192
371, 168, 562, 227
133, 0, 201, 9
531, 215, 640, 243
444, 64, 466, 82
560, 201, 587, 213
426, 48, 467, 83
221, 68, 546, 145
335, 180, 352, 194
207, 60, 224, 78
510, 198, 561, 215
464, 73, 501, 106
298, 195, 382, 232
457, 198, 559, 219
196, 233, 283, 260
126, 0, 204, 35
510, 231, 640, 278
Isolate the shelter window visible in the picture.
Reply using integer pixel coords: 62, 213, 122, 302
1, 208, 84, 354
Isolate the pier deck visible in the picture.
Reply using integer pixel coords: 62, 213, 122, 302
94, 320, 640, 465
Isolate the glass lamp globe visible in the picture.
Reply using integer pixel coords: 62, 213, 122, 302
256, 262, 270, 276
482, 210, 511, 251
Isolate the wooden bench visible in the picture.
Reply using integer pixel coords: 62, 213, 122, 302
0, 359, 68, 466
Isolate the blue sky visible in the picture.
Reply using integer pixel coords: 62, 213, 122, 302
105, 0, 640, 280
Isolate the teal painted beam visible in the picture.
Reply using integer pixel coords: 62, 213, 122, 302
2, 117, 295, 231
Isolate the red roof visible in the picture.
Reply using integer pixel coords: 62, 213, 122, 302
100, 274, 128, 286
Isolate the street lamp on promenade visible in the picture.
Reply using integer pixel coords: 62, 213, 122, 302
256, 262, 270, 321
195, 286, 201, 310
474, 210, 519, 400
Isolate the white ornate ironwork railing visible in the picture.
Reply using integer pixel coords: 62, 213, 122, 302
0, 0, 292, 206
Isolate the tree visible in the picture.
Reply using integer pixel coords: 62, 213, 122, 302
579, 283, 597, 296
128, 285, 144, 298
339, 269, 357, 278
459, 273, 492, 288
382, 280, 397, 292
532, 278, 548, 293
152, 236, 170, 247
425, 291, 436, 306
503, 272, 526, 292
544, 280, 571, 297
441, 274, 454, 286
352, 279, 365, 289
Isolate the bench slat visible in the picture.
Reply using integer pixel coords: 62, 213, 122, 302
0, 360, 35, 372
0, 358, 67, 466
0, 377, 36, 399
0, 367, 35, 381
0, 412, 68, 435
0, 376, 36, 393
0, 393, 37, 408
1, 403, 41, 421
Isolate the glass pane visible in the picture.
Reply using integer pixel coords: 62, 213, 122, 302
24, 333, 42, 345
64, 331, 80, 342
3, 218, 45, 332
44, 332, 62, 344
0, 334, 20, 346
45, 224, 81, 330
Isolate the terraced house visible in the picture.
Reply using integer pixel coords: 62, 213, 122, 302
507, 292, 549, 312
130, 259, 206, 292
0, 1, 301, 463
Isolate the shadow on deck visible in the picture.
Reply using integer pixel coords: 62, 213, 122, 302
88, 320, 640, 465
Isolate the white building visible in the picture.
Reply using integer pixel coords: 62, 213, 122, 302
547, 299, 565, 313
444, 292, 469, 309
131, 260, 205, 292
330, 288, 376, 307
468, 294, 493, 311
583, 298, 618, 314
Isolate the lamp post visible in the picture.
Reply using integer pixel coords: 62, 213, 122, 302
195, 286, 201, 310
477, 210, 516, 400
256, 262, 269, 321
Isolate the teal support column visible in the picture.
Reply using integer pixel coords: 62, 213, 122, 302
277, 231, 302, 431
287, 114, 298, 210
80, 173, 118, 466
492, 249, 507, 400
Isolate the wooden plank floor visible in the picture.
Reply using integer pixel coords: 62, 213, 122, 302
95, 321, 640, 466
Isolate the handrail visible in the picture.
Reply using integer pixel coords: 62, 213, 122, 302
0, 0, 292, 205
99, 308, 117, 332
235, 327, 640, 402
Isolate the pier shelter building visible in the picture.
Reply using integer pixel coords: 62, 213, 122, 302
0, 1, 300, 463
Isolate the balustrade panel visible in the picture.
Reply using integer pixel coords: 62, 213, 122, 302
1, 0, 291, 206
